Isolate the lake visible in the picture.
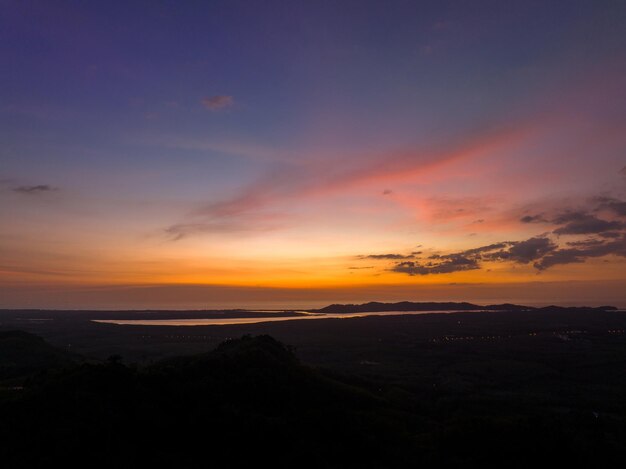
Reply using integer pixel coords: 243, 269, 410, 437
92, 309, 491, 326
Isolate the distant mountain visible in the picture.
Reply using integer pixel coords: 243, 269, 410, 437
536, 305, 618, 312
316, 301, 530, 313
316, 301, 617, 314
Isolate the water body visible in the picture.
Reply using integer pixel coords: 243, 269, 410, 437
92, 310, 491, 326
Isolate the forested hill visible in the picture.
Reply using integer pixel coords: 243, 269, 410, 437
1, 334, 415, 468
2, 331, 626, 467
0, 330, 77, 382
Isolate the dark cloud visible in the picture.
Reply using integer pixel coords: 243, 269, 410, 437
520, 214, 547, 223
387, 195, 626, 276
428, 243, 510, 261
391, 242, 516, 276
382, 230, 625, 275
461, 242, 513, 257
382, 189, 393, 195
201, 95, 233, 110
551, 210, 586, 224
566, 238, 606, 248
392, 256, 480, 275
488, 237, 557, 263
393, 239, 554, 276
535, 235, 626, 270
552, 212, 623, 235
389, 237, 565, 276
12, 184, 57, 194
599, 231, 622, 238
593, 196, 626, 217
362, 253, 414, 260
533, 250, 586, 270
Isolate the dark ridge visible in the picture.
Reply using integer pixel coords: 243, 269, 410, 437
538, 305, 618, 312
316, 301, 617, 314
316, 301, 530, 313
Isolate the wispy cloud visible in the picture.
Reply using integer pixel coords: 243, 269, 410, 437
143, 135, 290, 163
166, 121, 536, 239
165, 212, 288, 240
201, 95, 233, 111
520, 214, 548, 224
360, 253, 415, 260
12, 184, 57, 194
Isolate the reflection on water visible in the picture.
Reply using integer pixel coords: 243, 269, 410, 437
92, 310, 489, 326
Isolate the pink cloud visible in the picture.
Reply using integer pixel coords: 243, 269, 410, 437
219, 123, 531, 208
168, 120, 541, 236
201, 95, 234, 111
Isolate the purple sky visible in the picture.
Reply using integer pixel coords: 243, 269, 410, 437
2, 1, 626, 309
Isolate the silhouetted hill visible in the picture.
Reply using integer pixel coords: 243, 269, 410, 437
317, 301, 617, 313
317, 301, 526, 313
0, 335, 411, 468
537, 304, 618, 312
0, 330, 76, 381
3, 331, 626, 467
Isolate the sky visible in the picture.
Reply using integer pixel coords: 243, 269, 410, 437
1, 0, 626, 309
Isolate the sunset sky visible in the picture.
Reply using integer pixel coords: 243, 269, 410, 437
2, 0, 626, 309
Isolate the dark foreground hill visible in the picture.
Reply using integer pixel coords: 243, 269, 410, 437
1, 334, 414, 468
2, 332, 626, 468
0, 330, 77, 382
